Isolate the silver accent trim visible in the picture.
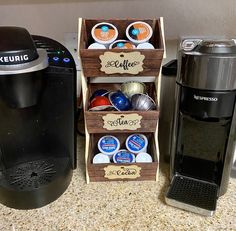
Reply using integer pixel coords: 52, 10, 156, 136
0, 49, 48, 75
169, 84, 181, 180
165, 196, 215, 217
201, 40, 235, 48
181, 39, 202, 51
177, 49, 236, 91
219, 100, 236, 196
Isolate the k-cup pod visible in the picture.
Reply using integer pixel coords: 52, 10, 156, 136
88, 43, 107, 49
109, 40, 136, 49
93, 153, 111, 164
113, 149, 135, 163
137, 42, 155, 49
126, 134, 148, 154
98, 135, 120, 158
126, 21, 153, 45
135, 152, 153, 163
91, 22, 118, 47
131, 93, 156, 111
109, 90, 131, 111
121, 81, 146, 98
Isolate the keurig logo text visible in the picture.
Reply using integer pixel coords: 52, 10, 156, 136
0, 55, 29, 64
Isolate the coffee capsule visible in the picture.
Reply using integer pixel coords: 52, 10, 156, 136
126, 134, 148, 154
91, 22, 118, 47
93, 153, 111, 164
121, 81, 146, 98
113, 149, 135, 163
98, 135, 120, 158
136, 152, 153, 163
126, 21, 153, 45
109, 40, 136, 49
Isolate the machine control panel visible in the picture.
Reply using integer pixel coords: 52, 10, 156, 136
32, 35, 75, 69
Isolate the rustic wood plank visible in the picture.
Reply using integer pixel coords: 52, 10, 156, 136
86, 119, 158, 133
88, 165, 158, 173
80, 49, 164, 59
83, 69, 161, 78
89, 175, 157, 182
85, 111, 159, 120
81, 59, 163, 69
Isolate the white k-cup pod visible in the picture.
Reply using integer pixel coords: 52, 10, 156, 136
113, 149, 135, 163
136, 152, 153, 163
98, 135, 120, 158
126, 134, 148, 154
88, 43, 107, 49
137, 42, 155, 49
93, 153, 111, 164
109, 40, 136, 49
91, 22, 118, 47
126, 21, 153, 45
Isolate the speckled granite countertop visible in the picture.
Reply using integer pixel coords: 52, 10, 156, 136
1, 137, 236, 231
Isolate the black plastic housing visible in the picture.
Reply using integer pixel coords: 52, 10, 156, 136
180, 86, 236, 118
0, 32, 76, 209
0, 27, 38, 65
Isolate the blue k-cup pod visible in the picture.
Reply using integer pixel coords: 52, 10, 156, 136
98, 135, 120, 158
113, 149, 135, 163
126, 134, 148, 154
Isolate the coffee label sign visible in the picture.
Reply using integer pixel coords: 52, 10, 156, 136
99, 51, 145, 74
102, 113, 142, 130
104, 165, 141, 179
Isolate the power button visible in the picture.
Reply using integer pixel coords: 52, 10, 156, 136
53, 56, 60, 62
63, 58, 70, 63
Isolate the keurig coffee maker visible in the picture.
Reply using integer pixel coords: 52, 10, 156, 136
165, 39, 236, 216
0, 27, 76, 209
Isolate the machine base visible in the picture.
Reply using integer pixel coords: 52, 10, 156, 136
0, 157, 72, 209
165, 174, 218, 216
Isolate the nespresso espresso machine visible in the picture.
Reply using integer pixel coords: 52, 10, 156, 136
165, 39, 236, 216
0, 27, 76, 209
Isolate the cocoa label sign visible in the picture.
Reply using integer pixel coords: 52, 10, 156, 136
104, 165, 141, 179
102, 114, 142, 130
99, 51, 145, 74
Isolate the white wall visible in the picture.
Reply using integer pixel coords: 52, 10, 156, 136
0, 0, 236, 42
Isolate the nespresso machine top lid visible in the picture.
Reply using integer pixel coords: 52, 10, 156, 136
181, 39, 236, 54
0, 27, 48, 75
197, 40, 236, 54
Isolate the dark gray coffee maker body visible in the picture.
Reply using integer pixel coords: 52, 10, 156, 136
165, 39, 236, 216
0, 27, 76, 209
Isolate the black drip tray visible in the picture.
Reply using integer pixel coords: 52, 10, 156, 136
4, 159, 59, 191
0, 157, 72, 209
165, 175, 218, 216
